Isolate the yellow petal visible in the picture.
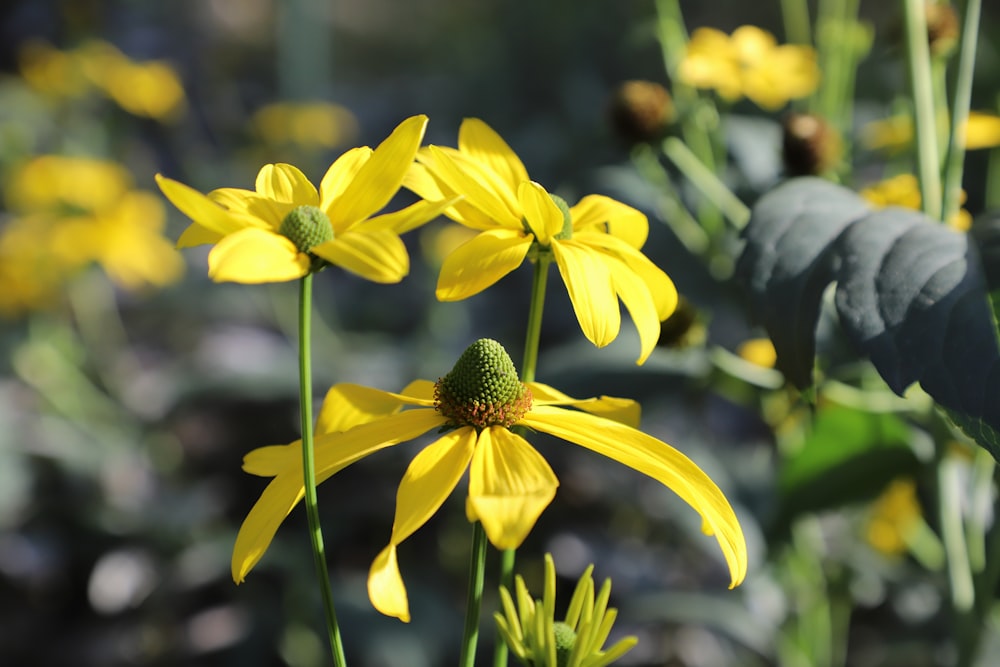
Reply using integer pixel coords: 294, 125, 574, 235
243, 442, 299, 476
604, 253, 661, 365
176, 222, 222, 248
207, 227, 309, 283
577, 231, 678, 320
312, 228, 409, 283
211, 187, 291, 230
518, 181, 563, 246
232, 409, 446, 582
525, 382, 641, 428
254, 163, 318, 205
368, 545, 410, 622
363, 196, 461, 235
315, 383, 420, 436
408, 155, 503, 230
319, 146, 373, 219
156, 174, 250, 237
570, 195, 648, 249
422, 146, 523, 229
328, 115, 427, 230
965, 112, 1000, 150
551, 240, 620, 348
521, 406, 747, 587
457, 118, 530, 193
436, 228, 532, 301
467, 427, 558, 549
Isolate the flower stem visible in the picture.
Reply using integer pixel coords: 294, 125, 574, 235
902, 0, 943, 220
298, 274, 347, 667
459, 521, 489, 667
492, 255, 552, 667
941, 0, 982, 224
661, 137, 751, 230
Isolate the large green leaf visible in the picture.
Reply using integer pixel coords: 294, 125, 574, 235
736, 178, 1000, 458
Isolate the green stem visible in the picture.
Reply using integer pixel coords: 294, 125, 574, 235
662, 137, 751, 230
780, 0, 812, 45
630, 145, 710, 257
941, 0, 982, 224
956, 466, 1000, 666
492, 256, 552, 667
939, 453, 974, 612
298, 274, 347, 667
903, 0, 943, 220
460, 522, 489, 667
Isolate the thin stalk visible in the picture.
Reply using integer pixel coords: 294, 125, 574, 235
459, 522, 489, 667
780, 0, 812, 45
956, 465, 1000, 666
942, 0, 983, 223
939, 454, 974, 612
903, 0, 943, 219
493, 255, 553, 667
298, 274, 347, 667
662, 137, 751, 230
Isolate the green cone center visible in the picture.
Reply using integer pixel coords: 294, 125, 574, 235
434, 338, 532, 429
553, 622, 577, 667
279, 205, 334, 253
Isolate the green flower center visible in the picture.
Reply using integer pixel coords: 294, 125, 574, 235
553, 622, 577, 667
434, 338, 533, 430
279, 204, 334, 251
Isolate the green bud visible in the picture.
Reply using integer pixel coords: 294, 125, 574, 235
279, 205, 334, 253
553, 622, 577, 667
434, 338, 532, 429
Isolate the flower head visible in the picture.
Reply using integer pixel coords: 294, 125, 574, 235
156, 115, 455, 284
860, 173, 971, 231
495, 554, 638, 667
405, 118, 677, 364
678, 26, 819, 110
231, 338, 747, 622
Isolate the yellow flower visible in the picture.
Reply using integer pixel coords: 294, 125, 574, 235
5, 155, 132, 213
495, 553, 638, 667
405, 118, 677, 364
862, 112, 1000, 153
678, 26, 819, 110
737, 338, 777, 368
156, 115, 454, 284
251, 101, 359, 149
865, 479, 922, 556
17, 40, 89, 98
860, 173, 971, 231
231, 339, 747, 622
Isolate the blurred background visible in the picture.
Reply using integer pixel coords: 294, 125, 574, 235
2, 1, 1000, 665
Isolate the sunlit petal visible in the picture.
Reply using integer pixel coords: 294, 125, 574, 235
156, 174, 250, 237
458, 118, 530, 193
369, 545, 410, 622
231, 472, 304, 582
422, 146, 522, 228
316, 382, 428, 436
176, 222, 222, 248
577, 232, 678, 320
570, 195, 648, 249
468, 427, 558, 549
551, 240, 620, 348
436, 228, 532, 301
207, 227, 309, 283
526, 382, 641, 428
254, 163, 318, 205
328, 115, 428, 229
409, 154, 503, 230
319, 146, 373, 217
604, 253, 661, 365
522, 406, 747, 587
518, 181, 563, 246
211, 187, 292, 230
242, 442, 299, 477
364, 196, 461, 235
311, 228, 409, 283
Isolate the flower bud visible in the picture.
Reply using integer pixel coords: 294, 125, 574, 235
608, 80, 674, 145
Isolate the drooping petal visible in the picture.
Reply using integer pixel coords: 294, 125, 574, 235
243, 442, 299, 476
457, 118, 530, 194
518, 181, 564, 247
570, 195, 649, 249
368, 545, 410, 622
315, 383, 428, 436
551, 240, 620, 349
176, 222, 223, 248
603, 253, 661, 365
526, 382, 641, 428
311, 228, 409, 283
577, 231, 678, 320
254, 163, 319, 206
363, 195, 461, 235
421, 146, 523, 229
319, 146, 373, 218
369, 428, 476, 622
156, 174, 252, 237
521, 406, 747, 587
327, 115, 428, 230
436, 228, 532, 301
207, 227, 309, 283
467, 427, 559, 549
231, 409, 446, 582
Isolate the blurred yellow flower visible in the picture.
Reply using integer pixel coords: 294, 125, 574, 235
230, 339, 746, 622
862, 112, 1000, 153
737, 338, 777, 368
405, 118, 677, 364
0, 155, 183, 316
865, 479, 921, 556
251, 102, 359, 149
157, 115, 454, 284
860, 173, 971, 231
17, 40, 89, 98
678, 26, 819, 110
